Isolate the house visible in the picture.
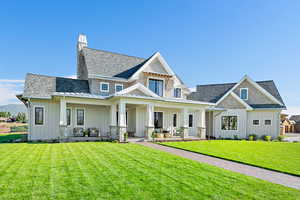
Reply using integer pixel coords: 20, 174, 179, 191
17, 34, 214, 141
188, 77, 286, 139
280, 114, 296, 134
289, 115, 300, 133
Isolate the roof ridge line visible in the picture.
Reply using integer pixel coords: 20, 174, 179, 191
197, 80, 275, 87
83, 47, 146, 60
27, 73, 85, 81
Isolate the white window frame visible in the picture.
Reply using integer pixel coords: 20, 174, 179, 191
75, 108, 85, 128
147, 77, 165, 97
174, 88, 182, 98
100, 82, 110, 92
240, 88, 248, 100
115, 83, 124, 92
33, 105, 45, 126
66, 107, 72, 127
265, 119, 272, 125
253, 119, 260, 126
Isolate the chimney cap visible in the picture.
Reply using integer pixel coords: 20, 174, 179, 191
78, 34, 87, 45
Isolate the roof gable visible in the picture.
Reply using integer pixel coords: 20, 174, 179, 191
115, 83, 160, 98
217, 92, 253, 110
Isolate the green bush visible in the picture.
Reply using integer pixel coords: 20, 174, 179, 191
277, 135, 285, 142
248, 134, 257, 141
124, 132, 128, 142
233, 135, 239, 140
264, 135, 272, 142
10, 125, 28, 133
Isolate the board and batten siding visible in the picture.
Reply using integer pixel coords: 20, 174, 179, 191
247, 110, 281, 138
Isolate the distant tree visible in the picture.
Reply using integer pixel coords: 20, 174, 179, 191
16, 112, 27, 123
0, 112, 11, 118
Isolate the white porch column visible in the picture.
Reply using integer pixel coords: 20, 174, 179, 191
197, 109, 206, 139
145, 104, 154, 140
118, 100, 127, 142
180, 108, 189, 138
110, 104, 117, 139
59, 99, 67, 139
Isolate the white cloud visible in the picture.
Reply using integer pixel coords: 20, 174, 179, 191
0, 80, 24, 105
282, 106, 300, 116
189, 87, 196, 92
65, 75, 77, 79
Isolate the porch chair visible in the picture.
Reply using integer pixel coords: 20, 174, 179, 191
88, 128, 100, 137
73, 127, 84, 137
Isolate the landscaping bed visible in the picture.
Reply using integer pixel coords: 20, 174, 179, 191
159, 140, 300, 176
0, 142, 299, 199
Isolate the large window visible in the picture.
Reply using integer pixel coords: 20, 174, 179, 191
221, 116, 237, 130
265, 120, 271, 125
240, 88, 248, 100
189, 114, 193, 127
149, 79, 164, 96
115, 84, 123, 92
154, 112, 163, 128
76, 109, 85, 126
67, 108, 71, 126
174, 88, 182, 98
34, 107, 44, 125
100, 82, 109, 92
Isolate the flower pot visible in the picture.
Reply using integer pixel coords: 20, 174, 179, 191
156, 133, 164, 138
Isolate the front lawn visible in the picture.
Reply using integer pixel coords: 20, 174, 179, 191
0, 143, 299, 199
160, 140, 300, 176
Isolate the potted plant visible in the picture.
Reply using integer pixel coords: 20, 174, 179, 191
83, 129, 89, 137
124, 132, 128, 142
163, 130, 171, 138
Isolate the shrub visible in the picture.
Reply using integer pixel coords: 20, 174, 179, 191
233, 135, 239, 140
277, 135, 285, 142
10, 125, 28, 133
264, 135, 272, 141
248, 134, 257, 141
124, 132, 128, 142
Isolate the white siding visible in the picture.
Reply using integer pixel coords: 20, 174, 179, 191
213, 109, 247, 139
247, 110, 281, 139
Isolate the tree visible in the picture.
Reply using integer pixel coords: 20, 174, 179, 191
0, 112, 11, 118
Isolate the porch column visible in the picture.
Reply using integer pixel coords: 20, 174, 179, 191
118, 100, 127, 142
145, 104, 154, 140
180, 108, 189, 138
110, 104, 117, 139
59, 99, 67, 139
196, 109, 206, 139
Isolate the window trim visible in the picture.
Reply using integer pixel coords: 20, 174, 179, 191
265, 119, 272, 125
115, 83, 124, 93
75, 108, 85, 128
240, 88, 248, 100
253, 119, 260, 126
33, 106, 45, 126
66, 107, 72, 127
174, 88, 182, 98
147, 77, 165, 97
221, 116, 238, 131
100, 82, 110, 92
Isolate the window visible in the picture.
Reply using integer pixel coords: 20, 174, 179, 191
115, 84, 123, 92
149, 79, 164, 96
189, 114, 193, 127
221, 116, 237, 130
66, 108, 71, 126
253, 120, 259, 125
240, 88, 248, 100
154, 112, 163, 128
265, 120, 271, 125
100, 82, 109, 92
173, 114, 177, 127
174, 88, 182, 98
34, 107, 44, 125
76, 109, 85, 126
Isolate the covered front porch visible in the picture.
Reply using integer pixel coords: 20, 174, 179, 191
57, 96, 209, 142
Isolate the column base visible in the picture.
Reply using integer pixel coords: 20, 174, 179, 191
118, 126, 127, 142
197, 127, 206, 139
145, 126, 155, 140
110, 125, 118, 140
59, 125, 67, 140
181, 127, 189, 138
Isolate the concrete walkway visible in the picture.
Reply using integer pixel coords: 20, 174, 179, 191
138, 142, 300, 190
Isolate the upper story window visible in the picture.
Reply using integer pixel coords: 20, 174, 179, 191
174, 88, 182, 98
34, 106, 44, 125
115, 84, 123, 92
240, 88, 248, 100
100, 82, 109, 92
149, 79, 164, 97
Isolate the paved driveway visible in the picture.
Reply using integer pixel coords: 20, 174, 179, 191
284, 133, 300, 142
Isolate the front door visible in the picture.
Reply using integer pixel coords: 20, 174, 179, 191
188, 113, 196, 136
154, 112, 163, 131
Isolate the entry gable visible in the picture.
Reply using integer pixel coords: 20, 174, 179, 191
129, 52, 175, 80
217, 92, 253, 110
115, 83, 160, 98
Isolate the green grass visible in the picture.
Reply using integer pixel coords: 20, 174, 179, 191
160, 140, 300, 176
0, 133, 27, 143
0, 143, 299, 199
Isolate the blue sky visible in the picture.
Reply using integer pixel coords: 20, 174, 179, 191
0, 0, 299, 114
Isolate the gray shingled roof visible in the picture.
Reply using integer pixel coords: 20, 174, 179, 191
82, 47, 146, 78
23, 73, 89, 99
188, 80, 285, 109
290, 115, 300, 123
